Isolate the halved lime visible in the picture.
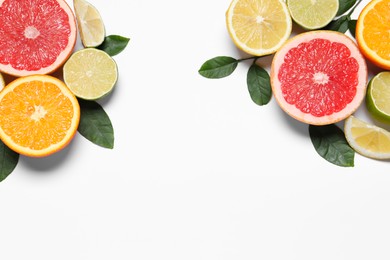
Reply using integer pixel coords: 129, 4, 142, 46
366, 71, 390, 124
287, 0, 339, 30
63, 48, 118, 100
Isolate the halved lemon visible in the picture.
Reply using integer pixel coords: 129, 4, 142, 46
344, 115, 390, 160
73, 0, 105, 47
226, 0, 292, 56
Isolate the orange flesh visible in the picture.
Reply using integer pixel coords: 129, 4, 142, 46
0, 80, 76, 152
362, 1, 390, 59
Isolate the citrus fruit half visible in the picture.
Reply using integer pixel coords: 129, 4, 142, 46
271, 31, 368, 126
366, 71, 390, 124
226, 0, 292, 56
0, 0, 77, 77
73, 0, 105, 48
344, 115, 390, 160
63, 48, 118, 100
356, 0, 390, 70
0, 75, 80, 157
287, 0, 339, 30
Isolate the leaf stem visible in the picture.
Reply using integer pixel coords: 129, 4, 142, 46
237, 56, 258, 62
238, 54, 271, 63
347, 0, 363, 17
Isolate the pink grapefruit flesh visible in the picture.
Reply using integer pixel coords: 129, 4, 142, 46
0, 0, 77, 77
271, 30, 368, 125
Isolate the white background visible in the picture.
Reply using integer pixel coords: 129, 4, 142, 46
1, 0, 390, 259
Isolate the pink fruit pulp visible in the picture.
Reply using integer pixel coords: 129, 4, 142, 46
0, 0, 77, 76
271, 31, 368, 125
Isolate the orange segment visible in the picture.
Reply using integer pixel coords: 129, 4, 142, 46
0, 75, 80, 157
356, 0, 390, 69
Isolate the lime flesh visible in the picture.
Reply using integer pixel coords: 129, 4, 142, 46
366, 71, 390, 124
287, 0, 339, 30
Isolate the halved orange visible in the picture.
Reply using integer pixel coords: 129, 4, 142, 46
0, 75, 80, 157
356, 0, 390, 70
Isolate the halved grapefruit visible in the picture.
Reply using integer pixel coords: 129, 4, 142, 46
271, 30, 368, 125
0, 0, 77, 77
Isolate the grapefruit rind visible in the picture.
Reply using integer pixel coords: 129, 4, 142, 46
0, 0, 77, 77
344, 115, 390, 160
271, 30, 368, 125
0, 72, 4, 91
0, 75, 80, 157
226, 0, 292, 56
356, 0, 390, 70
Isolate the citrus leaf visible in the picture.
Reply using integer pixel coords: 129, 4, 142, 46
0, 140, 19, 182
78, 100, 114, 149
198, 56, 238, 79
98, 35, 130, 56
325, 15, 350, 33
337, 0, 357, 16
348, 19, 357, 38
309, 124, 354, 167
247, 64, 271, 106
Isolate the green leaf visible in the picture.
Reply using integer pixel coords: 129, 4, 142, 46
198, 56, 238, 79
348, 19, 357, 38
246, 64, 272, 106
309, 124, 354, 167
325, 15, 350, 33
98, 35, 130, 56
0, 140, 19, 182
78, 100, 114, 149
337, 0, 357, 16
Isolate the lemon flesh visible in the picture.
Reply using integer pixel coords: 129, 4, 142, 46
366, 71, 390, 124
73, 0, 105, 47
344, 116, 390, 160
226, 0, 292, 56
287, 0, 339, 30
63, 48, 118, 100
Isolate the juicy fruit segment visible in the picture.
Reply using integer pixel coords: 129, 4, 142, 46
63, 48, 118, 100
287, 0, 339, 30
356, 0, 390, 70
0, 75, 80, 157
74, 0, 105, 48
344, 116, 390, 160
226, 0, 292, 56
366, 71, 390, 124
0, 0, 77, 76
271, 31, 367, 125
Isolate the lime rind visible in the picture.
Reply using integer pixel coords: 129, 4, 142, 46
63, 48, 118, 100
287, 0, 339, 30
366, 72, 390, 124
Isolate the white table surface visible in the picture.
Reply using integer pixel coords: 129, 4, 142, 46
1, 0, 389, 259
